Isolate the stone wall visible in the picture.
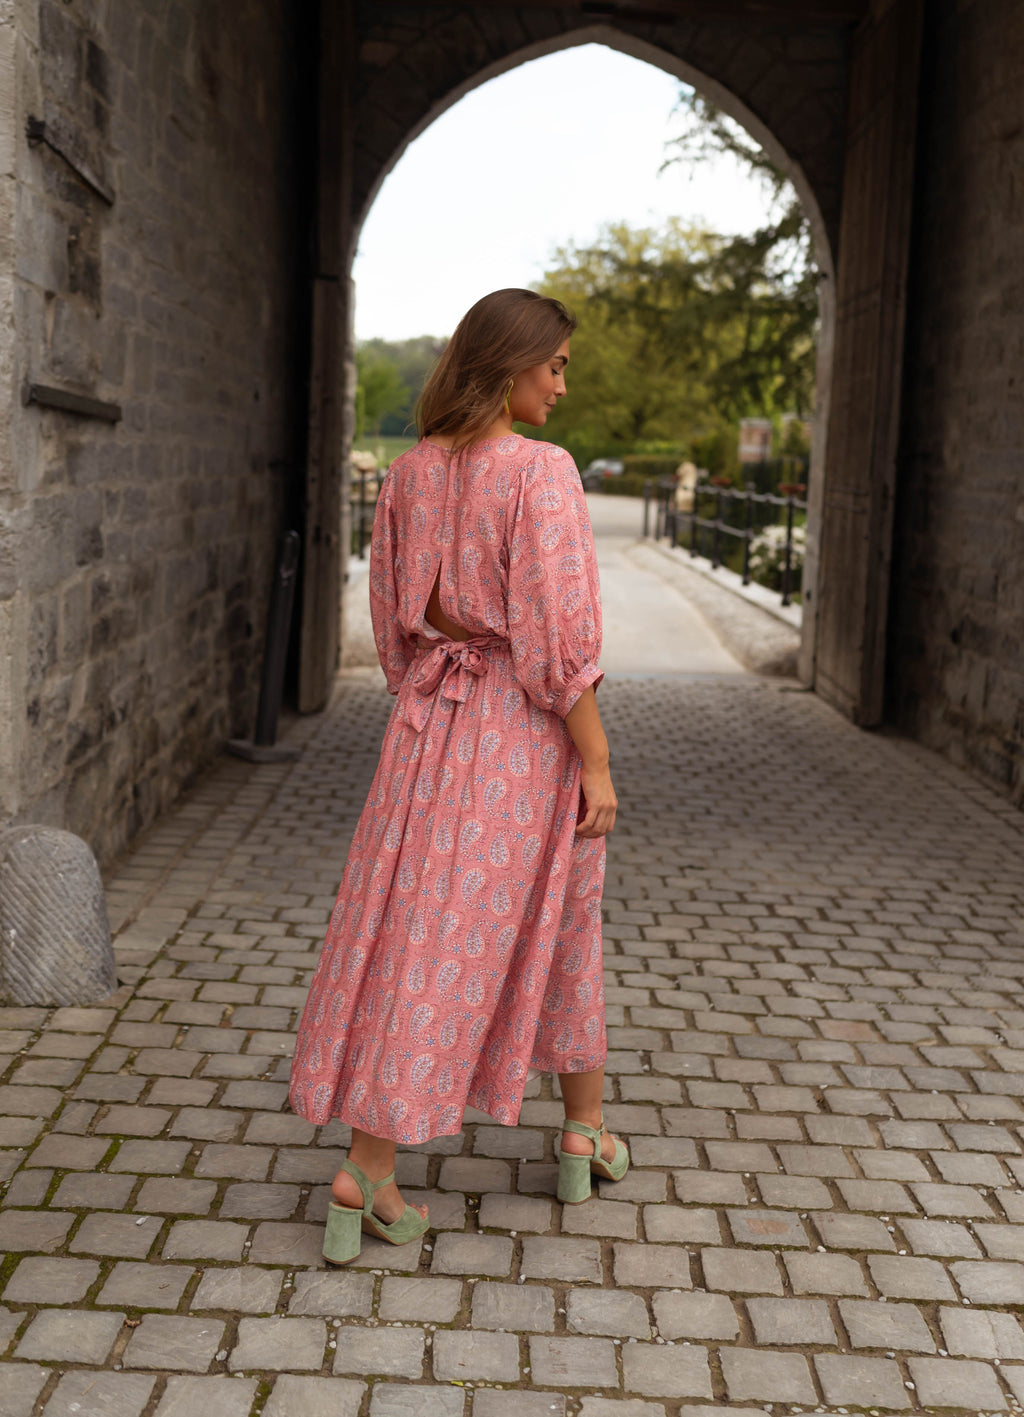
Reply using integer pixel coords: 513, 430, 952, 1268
888, 0, 1024, 805
0, 0, 309, 863
351, 4, 851, 261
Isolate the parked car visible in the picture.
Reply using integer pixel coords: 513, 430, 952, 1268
580, 458, 625, 491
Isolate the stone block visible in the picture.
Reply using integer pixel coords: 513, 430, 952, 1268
952, 1260, 1024, 1304
653, 1290, 739, 1340
432, 1329, 519, 1382
333, 1324, 424, 1378
521, 1237, 601, 1283
135, 1178, 218, 1214
367, 1385, 460, 1416
264, 1376, 365, 1417
193, 1267, 283, 1314
721, 1347, 816, 1403
0, 826, 116, 1005
747, 1296, 836, 1346
98, 1261, 193, 1310
438, 1157, 511, 1193
193, 1144, 273, 1180
900, 1218, 981, 1258
561, 1198, 637, 1239
122, 1314, 225, 1371
614, 1243, 692, 1289
16, 1308, 125, 1364
53, 1170, 135, 1211
45, 1371, 157, 1417
475, 1394, 566, 1417
248, 1222, 324, 1267
867, 1254, 957, 1300
472, 1280, 555, 1332
154, 1377, 258, 1417
283, 1269, 372, 1318
814, 1354, 911, 1409
622, 1342, 712, 1398
378, 1276, 461, 1323
529, 1335, 618, 1388
784, 1250, 870, 1296
430, 1232, 512, 1277
163, 1220, 248, 1261
702, 1247, 782, 1295
229, 1316, 326, 1371
70, 1213, 163, 1259
643, 1205, 719, 1244
812, 1211, 896, 1252
907, 1356, 1007, 1411
110, 1140, 192, 1174
838, 1300, 936, 1353
478, 1193, 553, 1233
940, 1305, 1024, 1359
220, 1182, 300, 1220
727, 1208, 808, 1248
0, 1365, 47, 1417
567, 1288, 651, 1338
3, 1255, 99, 1303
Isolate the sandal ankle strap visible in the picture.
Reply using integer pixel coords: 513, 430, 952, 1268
563, 1119, 604, 1147
338, 1160, 397, 1215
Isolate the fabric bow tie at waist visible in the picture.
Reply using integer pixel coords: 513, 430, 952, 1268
404, 636, 505, 731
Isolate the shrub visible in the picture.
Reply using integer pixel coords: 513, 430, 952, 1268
620, 455, 681, 480
747, 523, 806, 593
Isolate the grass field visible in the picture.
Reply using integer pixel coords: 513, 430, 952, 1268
355, 435, 417, 466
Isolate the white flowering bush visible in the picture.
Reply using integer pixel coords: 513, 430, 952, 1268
747, 522, 806, 593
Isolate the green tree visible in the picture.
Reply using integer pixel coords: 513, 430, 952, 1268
356, 336, 446, 437
661, 88, 819, 420
354, 348, 409, 440
533, 211, 816, 471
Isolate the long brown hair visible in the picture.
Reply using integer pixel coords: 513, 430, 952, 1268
416, 289, 576, 450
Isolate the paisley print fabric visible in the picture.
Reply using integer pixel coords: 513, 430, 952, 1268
289, 435, 607, 1142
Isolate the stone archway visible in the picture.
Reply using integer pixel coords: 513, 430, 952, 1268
301, 2, 922, 740
299, 4, 848, 711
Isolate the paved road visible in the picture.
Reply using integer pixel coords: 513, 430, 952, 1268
2, 555, 1024, 1412
344, 492, 745, 678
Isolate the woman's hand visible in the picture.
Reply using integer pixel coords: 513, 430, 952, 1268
576, 761, 617, 838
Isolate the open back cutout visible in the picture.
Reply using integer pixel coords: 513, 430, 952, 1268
424, 565, 473, 641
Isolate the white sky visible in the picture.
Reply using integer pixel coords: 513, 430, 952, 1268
353, 43, 777, 342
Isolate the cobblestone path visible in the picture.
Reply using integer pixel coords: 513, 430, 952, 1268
3, 669, 1024, 1416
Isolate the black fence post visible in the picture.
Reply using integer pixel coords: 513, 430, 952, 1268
742, 481, 754, 585
782, 492, 795, 607
642, 480, 652, 538
357, 464, 368, 559
712, 485, 722, 568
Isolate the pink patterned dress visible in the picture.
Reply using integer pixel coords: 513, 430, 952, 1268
289, 434, 607, 1143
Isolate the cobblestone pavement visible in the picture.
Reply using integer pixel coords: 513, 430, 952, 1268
3, 665, 1024, 1417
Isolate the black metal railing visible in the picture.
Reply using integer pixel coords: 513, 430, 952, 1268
644, 470, 808, 608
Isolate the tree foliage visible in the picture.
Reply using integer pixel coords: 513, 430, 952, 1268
355, 335, 446, 440
529, 89, 819, 470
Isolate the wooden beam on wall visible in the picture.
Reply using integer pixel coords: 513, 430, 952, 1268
298, 0, 355, 714
812, 0, 924, 725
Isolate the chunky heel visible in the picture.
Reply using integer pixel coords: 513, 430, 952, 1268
557, 1151, 595, 1205
322, 1159, 430, 1267
558, 1118, 630, 1206
323, 1202, 362, 1266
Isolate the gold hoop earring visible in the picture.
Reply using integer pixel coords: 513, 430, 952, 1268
504, 380, 514, 415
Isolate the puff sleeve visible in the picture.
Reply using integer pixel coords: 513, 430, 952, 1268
369, 474, 417, 694
507, 444, 603, 717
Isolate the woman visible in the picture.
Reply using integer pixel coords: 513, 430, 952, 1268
289, 288, 627, 1265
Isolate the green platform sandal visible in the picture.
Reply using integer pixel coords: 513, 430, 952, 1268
557, 1119, 630, 1205
322, 1159, 430, 1266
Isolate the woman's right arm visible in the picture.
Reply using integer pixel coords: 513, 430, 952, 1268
565, 685, 617, 838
